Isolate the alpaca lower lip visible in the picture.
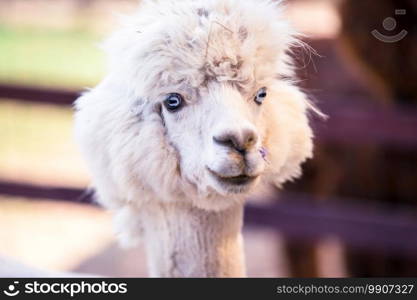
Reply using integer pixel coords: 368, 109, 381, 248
219, 175, 256, 185
208, 169, 257, 185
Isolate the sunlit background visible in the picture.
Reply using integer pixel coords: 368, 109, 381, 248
1, 0, 416, 277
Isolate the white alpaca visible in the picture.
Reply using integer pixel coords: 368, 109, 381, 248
74, 0, 315, 277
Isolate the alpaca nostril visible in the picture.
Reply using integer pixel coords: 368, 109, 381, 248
213, 134, 241, 152
213, 129, 258, 153
242, 129, 257, 150
245, 133, 257, 148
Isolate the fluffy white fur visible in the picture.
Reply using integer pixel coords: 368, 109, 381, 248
74, 0, 315, 277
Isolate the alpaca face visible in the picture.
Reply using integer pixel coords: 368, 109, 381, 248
74, 0, 315, 211
160, 82, 267, 196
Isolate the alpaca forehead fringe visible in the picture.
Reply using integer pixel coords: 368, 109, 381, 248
203, 20, 234, 64
103, 0, 301, 95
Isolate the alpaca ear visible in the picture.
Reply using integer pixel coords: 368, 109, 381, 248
263, 84, 315, 188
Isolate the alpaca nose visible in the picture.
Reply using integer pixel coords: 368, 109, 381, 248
213, 129, 258, 154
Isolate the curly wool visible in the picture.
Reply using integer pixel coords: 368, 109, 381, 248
74, 0, 315, 246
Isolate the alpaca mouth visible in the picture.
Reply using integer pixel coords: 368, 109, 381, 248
219, 174, 256, 185
207, 168, 258, 186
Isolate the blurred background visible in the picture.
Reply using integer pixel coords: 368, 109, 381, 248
0, 0, 416, 277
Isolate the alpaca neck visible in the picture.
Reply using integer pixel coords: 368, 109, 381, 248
141, 202, 246, 277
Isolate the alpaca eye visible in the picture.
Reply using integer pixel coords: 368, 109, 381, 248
164, 93, 184, 112
254, 87, 267, 105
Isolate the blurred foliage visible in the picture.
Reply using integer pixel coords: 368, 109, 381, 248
0, 100, 72, 156
0, 100, 87, 186
0, 25, 104, 88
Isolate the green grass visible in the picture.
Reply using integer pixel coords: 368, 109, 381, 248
0, 25, 105, 88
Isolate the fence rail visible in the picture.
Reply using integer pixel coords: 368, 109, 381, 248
0, 83, 78, 106
1, 180, 417, 255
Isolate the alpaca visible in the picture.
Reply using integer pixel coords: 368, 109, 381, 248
74, 0, 316, 277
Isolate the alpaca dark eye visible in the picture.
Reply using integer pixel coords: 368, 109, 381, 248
163, 93, 184, 112
254, 87, 267, 105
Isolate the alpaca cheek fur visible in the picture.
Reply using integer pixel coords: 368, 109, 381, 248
261, 88, 314, 186
160, 107, 209, 187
